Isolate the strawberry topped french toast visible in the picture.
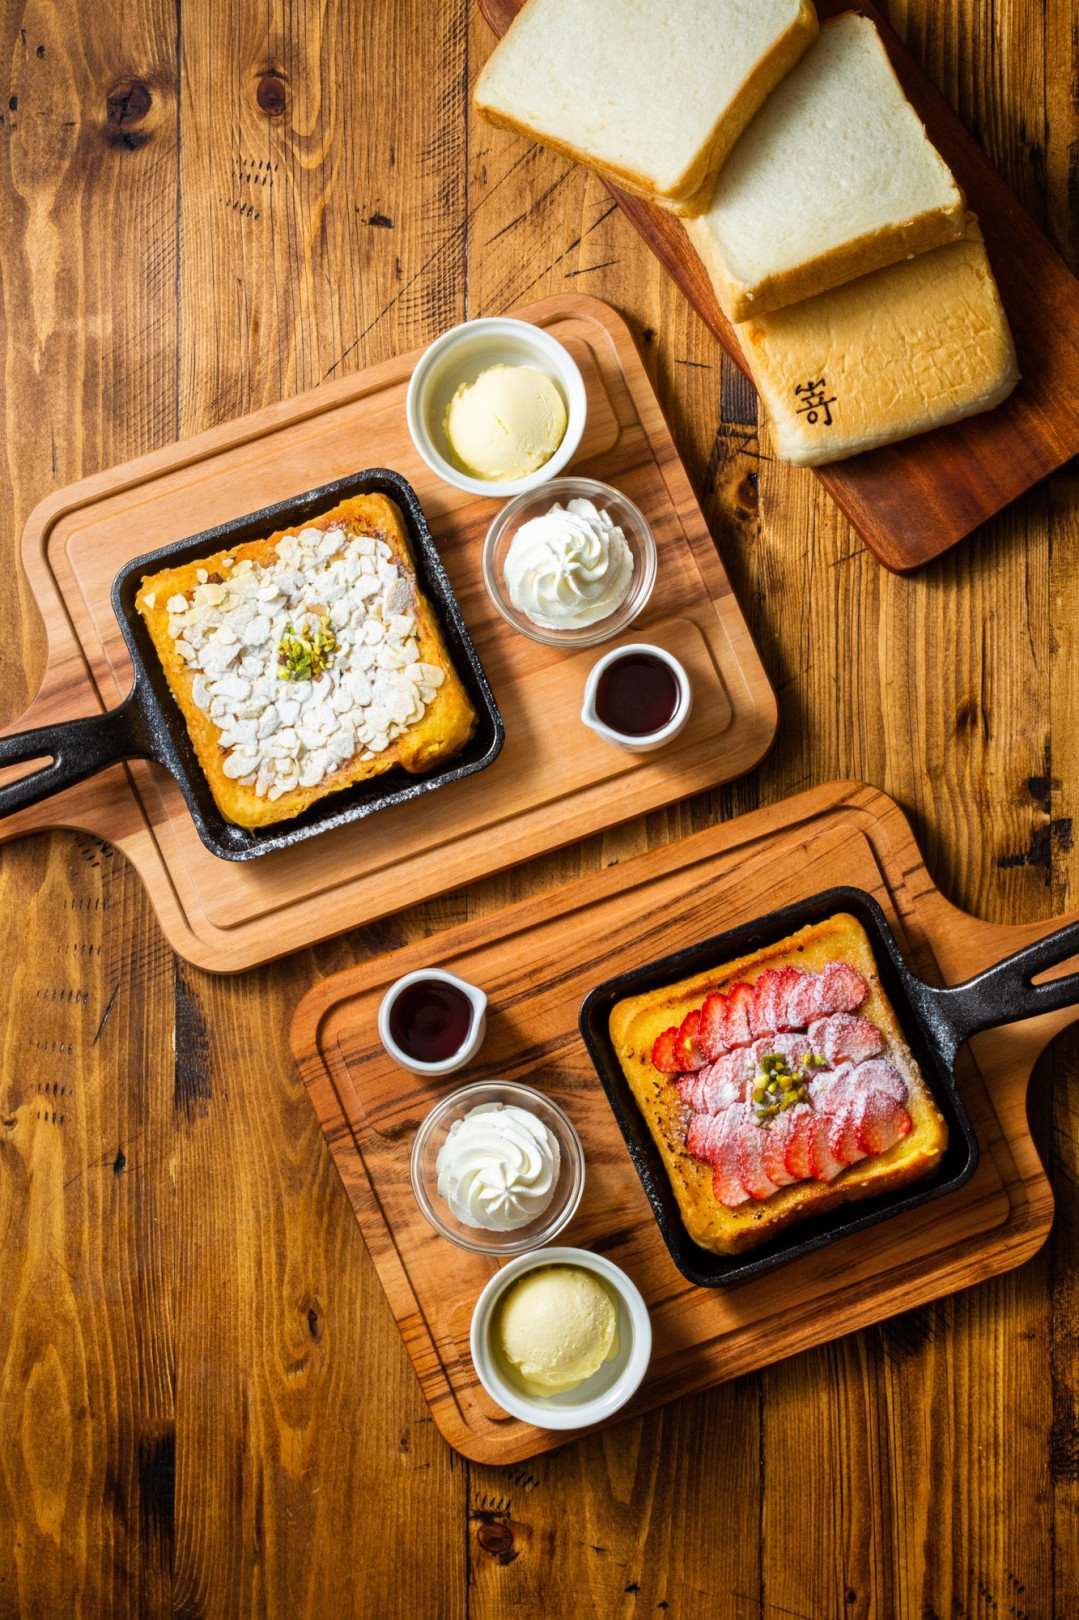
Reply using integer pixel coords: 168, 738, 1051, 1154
609, 913, 948, 1255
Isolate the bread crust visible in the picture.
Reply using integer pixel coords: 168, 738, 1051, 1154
693, 206, 967, 322
474, 0, 818, 213
609, 913, 949, 1255
135, 494, 476, 830
735, 216, 1020, 467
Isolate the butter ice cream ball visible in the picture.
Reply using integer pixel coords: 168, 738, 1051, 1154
443, 364, 567, 480
497, 1265, 618, 1395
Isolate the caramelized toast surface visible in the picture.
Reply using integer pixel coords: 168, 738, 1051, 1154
136, 494, 476, 829
609, 913, 948, 1255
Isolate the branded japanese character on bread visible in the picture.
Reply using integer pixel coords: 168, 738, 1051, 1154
135, 493, 477, 829
608, 913, 948, 1255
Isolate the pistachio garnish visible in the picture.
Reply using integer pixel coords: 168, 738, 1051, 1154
276, 614, 339, 682
754, 1052, 811, 1124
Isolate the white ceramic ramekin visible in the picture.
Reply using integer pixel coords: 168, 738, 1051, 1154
405, 317, 587, 498
470, 1246, 653, 1431
377, 968, 487, 1077
580, 642, 693, 752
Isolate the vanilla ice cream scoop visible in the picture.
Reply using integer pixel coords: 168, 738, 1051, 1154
497, 1265, 619, 1395
443, 364, 567, 480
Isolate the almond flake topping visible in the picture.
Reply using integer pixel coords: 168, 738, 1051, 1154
169, 524, 444, 800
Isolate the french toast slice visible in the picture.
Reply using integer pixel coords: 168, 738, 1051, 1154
136, 494, 476, 830
609, 912, 948, 1256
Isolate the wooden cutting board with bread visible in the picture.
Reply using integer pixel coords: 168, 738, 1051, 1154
476, 0, 1079, 570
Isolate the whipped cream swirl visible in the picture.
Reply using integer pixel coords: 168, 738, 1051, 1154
503, 497, 634, 629
435, 1103, 560, 1231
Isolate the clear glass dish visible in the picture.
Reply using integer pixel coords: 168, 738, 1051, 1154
481, 476, 657, 648
409, 1080, 585, 1256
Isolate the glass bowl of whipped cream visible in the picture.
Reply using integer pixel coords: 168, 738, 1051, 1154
482, 476, 657, 647
409, 1080, 585, 1256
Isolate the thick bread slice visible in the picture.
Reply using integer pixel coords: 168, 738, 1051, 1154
136, 495, 477, 830
609, 913, 949, 1257
474, 0, 818, 215
735, 216, 1019, 467
686, 14, 966, 319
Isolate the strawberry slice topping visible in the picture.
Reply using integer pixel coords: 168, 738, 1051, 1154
772, 966, 808, 1031
698, 991, 729, 1060
849, 1057, 908, 1103
673, 1009, 707, 1071
784, 970, 820, 1032
808, 1113, 845, 1181
715, 1048, 756, 1090
784, 1108, 815, 1179
827, 1093, 869, 1166
651, 1026, 682, 1074
712, 1130, 751, 1207
737, 1123, 780, 1200
749, 970, 783, 1037
677, 1072, 705, 1112
686, 1110, 722, 1164
811, 1066, 893, 1165
809, 1064, 855, 1112
816, 960, 868, 1017
761, 1113, 797, 1186
720, 983, 754, 1049
677, 1050, 754, 1113
808, 1013, 883, 1067
857, 1090, 912, 1155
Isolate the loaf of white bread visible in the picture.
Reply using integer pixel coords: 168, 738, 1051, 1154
474, 0, 819, 216
686, 14, 967, 320
736, 216, 1019, 466
475, 0, 1019, 466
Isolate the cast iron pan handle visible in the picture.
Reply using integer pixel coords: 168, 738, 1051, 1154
0, 690, 156, 817
908, 917, 1079, 1064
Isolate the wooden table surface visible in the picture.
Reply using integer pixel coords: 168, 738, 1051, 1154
0, 2, 1076, 1615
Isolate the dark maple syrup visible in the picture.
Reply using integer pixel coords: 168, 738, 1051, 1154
389, 979, 473, 1064
595, 652, 679, 737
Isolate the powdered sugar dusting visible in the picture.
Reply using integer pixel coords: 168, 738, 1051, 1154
161, 523, 445, 801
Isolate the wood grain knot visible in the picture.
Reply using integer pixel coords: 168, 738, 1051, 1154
256, 73, 286, 116
105, 81, 153, 148
107, 81, 151, 126
476, 1521, 515, 1558
736, 472, 759, 515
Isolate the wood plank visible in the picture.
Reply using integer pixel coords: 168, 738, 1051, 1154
477, 0, 1079, 573
170, 0, 472, 1611
467, 1393, 765, 1613
0, 3, 181, 1614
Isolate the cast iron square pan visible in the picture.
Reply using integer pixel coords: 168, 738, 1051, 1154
579, 887, 980, 1288
111, 467, 504, 861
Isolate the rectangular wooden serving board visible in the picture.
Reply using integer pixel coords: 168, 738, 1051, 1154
292, 781, 1069, 1464
0, 294, 775, 972
479, 0, 1079, 573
